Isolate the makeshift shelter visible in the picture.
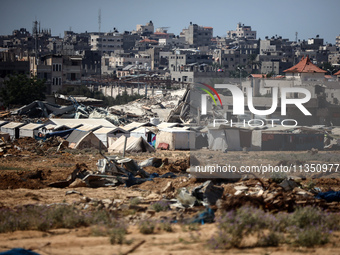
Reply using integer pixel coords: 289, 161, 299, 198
76, 124, 102, 132
207, 126, 252, 151
261, 132, 324, 151
48, 118, 115, 128
250, 126, 325, 151
155, 128, 196, 150
130, 126, 158, 145
1, 122, 25, 139
67, 130, 106, 150
122, 121, 154, 132
94, 127, 129, 148
19, 123, 45, 138
108, 136, 155, 153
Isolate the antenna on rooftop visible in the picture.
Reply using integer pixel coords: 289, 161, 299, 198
295, 32, 298, 42
98, 9, 101, 33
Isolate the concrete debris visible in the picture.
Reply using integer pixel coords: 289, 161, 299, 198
109, 88, 187, 122
177, 188, 196, 208
191, 180, 224, 205
162, 181, 173, 193
139, 157, 163, 168
279, 178, 299, 192
12, 100, 76, 118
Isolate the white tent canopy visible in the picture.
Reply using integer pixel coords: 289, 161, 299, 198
207, 127, 242, 151
156, 128, 195, 150
108, 136, 155, 153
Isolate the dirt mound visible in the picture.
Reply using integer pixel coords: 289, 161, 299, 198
0, 170, 48, 189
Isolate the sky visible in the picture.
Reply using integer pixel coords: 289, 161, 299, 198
1, 0, 339, 44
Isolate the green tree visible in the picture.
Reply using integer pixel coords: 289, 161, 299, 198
318, 62, 336, 74
0, 74, 46, 107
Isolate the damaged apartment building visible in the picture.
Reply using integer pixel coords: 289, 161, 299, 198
30, 54, 82, 94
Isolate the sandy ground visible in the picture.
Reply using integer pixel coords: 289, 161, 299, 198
1, 138, 340, 254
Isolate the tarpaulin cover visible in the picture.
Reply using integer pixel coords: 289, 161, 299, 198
0, 248, 40, 255
316, 190, 340, 202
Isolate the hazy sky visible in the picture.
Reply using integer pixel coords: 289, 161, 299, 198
1, 0, 339, 44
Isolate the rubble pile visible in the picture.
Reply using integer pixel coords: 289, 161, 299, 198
43, 150, 340, 215
109, 89, 186, 122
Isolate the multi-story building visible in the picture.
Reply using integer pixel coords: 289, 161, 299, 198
122, 31, 140, 51
159, 37, 186, 48
180, 23, 213, 48
329, 52, 340, 65
101, 52, 152, 76
169, 49, 213, 82
135, 21, 154, 36
30, 54, 82, 93
90, 31, 123, 54
226, 23, 256, 40
258, 37, 295, 74
212, 48, 255, 74
336, 34, 340, 48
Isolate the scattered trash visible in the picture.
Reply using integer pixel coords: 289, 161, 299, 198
65, 190, 83, 196
190, 207, 215, 224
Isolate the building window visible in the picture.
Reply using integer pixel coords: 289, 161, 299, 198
53, 77, 62, 85
53, 64, 61, 72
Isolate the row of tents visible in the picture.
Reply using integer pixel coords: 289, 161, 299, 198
0, 119, 199, 152
0, 119, 335, 152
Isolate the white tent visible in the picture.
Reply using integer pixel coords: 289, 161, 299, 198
130, 126, 157, 143
48, 118, 115, 128
155, 128, 195, 150
207, 127, 244, 151
94, 127, 129, 148
108, 136, 155, 153
1, 122, 25, 139
67, 130, 106, 150
19, 123, 45, 138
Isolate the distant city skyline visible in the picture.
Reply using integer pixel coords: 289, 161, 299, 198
1, 0, 339, 44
